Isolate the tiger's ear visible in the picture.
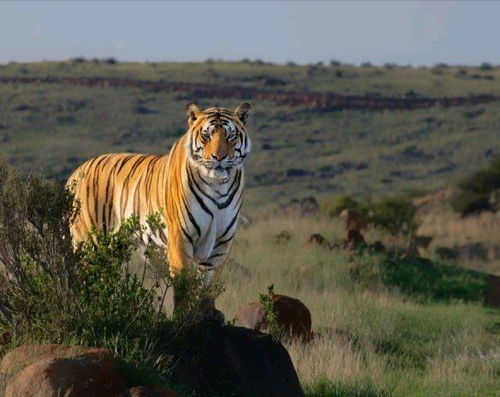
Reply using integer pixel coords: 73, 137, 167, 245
234, 102, 251, 125
186, 103, 202, 126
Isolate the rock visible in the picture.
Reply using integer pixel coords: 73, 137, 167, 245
300, 196, 320, 216
235, 294, 312, 342
0, 372, 9, 396
159, 321, 304, 397
370, 240, 386, 253
282, 196, 319, 217
273, 230, 292, 244
129, 385, 177, 397
5, 357, 129, 397
341, 230, 365, 250
306, 233, 331, 249
0, 344, 114, 376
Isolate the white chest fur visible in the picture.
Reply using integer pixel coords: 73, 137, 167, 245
184, 166, 243, 266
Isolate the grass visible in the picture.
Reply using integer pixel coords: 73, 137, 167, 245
0, 167, 498, 395
219, 216, 500, 397
1, 60, 500, 395
0, 60, 500, 214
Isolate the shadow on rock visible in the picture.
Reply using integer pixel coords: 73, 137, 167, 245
158, 321, 304, 397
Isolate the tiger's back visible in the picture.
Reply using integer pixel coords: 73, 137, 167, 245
67, 152, 169, 245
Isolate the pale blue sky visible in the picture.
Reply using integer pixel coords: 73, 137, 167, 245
1, 1, 498, 66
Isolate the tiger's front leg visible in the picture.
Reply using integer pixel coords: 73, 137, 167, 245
167, 232, 226, 325
166, 231, 196, 320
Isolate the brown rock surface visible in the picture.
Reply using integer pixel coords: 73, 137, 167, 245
235, 294, 312, 341
0, 344, 114, 376
5, 357, 129, 397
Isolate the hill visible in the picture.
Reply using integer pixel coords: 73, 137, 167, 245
0, 59, 499, 213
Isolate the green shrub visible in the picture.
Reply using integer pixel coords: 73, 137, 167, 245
381, 254, 487, 303
451, 156, 500, 216
259, 284, 281, 341
322, 195, 366, 219
0, 160, 173, 385
370, 197, 417, 237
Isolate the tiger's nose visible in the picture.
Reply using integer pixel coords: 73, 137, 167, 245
212, 153, 226, 161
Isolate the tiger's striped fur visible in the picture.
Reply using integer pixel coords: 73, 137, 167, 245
67, 103, 251, 283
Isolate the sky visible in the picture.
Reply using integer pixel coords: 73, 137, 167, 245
0, 1, 499, 66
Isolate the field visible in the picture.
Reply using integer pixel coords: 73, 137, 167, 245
1, 60, 500, 396
0, 59, 500, 213
221, 216, 500, 397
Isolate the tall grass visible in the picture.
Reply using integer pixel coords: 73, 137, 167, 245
220, 216, 500, 396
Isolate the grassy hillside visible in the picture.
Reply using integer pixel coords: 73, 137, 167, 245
0, 156, 498, 396
0, 60, 499, 215
222, 217, 500, 397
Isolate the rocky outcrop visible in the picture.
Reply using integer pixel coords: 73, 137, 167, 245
0, 344, 114, 376
235, 294, 312, 342
5, 357, 129, 397
1, 344, 127, 397
159, 321, 304, 397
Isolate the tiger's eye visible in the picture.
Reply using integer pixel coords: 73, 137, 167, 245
201, 132, 210, 142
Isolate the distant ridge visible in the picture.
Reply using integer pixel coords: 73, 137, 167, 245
1, 75, 498, 111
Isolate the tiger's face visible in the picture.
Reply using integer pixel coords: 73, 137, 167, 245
185, 103, 252, 183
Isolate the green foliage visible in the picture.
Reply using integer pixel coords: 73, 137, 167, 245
322, 195, 366, 219
323, 194, 418, 242
380, 254, 488, 303
370, 197, 417, 237
171, 266, 224, 329
0, 160, 174, 385
0, 159, 80, 339
1, 60, 500, 212
451, 156, 500, 216
258, 284, 281, 341
77, 214, 170, 344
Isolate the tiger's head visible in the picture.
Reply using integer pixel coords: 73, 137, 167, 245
185, 103, 252, 183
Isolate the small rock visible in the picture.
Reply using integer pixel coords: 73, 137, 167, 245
5, 357, 129, 397
235, 294, 312, 342
306, 233, 331, 249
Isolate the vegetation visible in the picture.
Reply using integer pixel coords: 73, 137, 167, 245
0, 159, 498, 395
222, 216, 500, 397
1, 60, 499, 395
258, 284, 281, 341
0, 60, 499, 214
451, 156, 500, 216
0, 161, 174, 387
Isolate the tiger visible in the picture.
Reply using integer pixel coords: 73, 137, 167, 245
66, 102, 252, 318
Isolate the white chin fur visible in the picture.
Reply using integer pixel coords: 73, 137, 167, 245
202, 166, 231, 183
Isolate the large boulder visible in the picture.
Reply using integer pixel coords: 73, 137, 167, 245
5, 357, 129, 397
159, 321, 304, 397
0, 344, 114, 376
235, 294, 312, 342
